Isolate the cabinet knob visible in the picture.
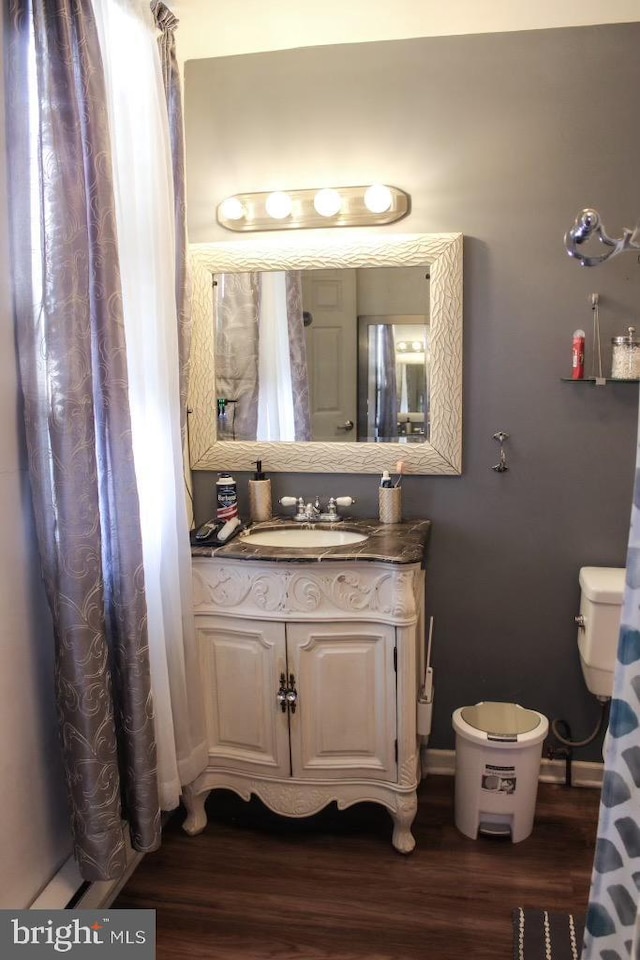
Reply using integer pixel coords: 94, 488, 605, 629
286, 673, 298, 714
276, 672, 298, 714
276, 672, 288, 713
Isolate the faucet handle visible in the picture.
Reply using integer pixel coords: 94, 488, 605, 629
335, 497, 356, 507
279, 496, 307, 520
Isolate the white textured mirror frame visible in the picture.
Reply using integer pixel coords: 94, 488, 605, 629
188, 232, 463, 475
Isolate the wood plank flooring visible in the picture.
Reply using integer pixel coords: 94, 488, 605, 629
113, 774, 601, 960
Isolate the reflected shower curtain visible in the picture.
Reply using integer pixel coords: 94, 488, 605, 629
376, 324, 399, 440
286, 271, 312, 442
583, 414, 640, 958
214, 270, 311, 441
215, 272, 261, 440
257, 272, 297, 440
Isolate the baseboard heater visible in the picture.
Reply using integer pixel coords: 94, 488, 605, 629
30, 845, 143, 911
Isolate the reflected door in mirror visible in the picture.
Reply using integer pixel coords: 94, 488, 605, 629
302, 269, 357, 442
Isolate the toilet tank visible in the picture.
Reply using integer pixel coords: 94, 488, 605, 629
577, 566, 625, 698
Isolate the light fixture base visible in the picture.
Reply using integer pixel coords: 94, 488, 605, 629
216, 185, 410, 232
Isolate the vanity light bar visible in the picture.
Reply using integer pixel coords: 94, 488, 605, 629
216, 185, 410, 232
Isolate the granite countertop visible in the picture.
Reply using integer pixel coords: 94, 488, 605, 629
191, 517, 431, 566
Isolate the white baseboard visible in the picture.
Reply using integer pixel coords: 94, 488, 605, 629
422, 747, 603, 789
30, 845, 143, 910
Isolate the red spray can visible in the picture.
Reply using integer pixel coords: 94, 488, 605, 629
572, 329, 585, 380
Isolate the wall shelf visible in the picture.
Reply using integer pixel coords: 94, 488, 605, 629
561, 378, 640, 384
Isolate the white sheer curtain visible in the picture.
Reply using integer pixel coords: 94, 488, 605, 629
257, 271, 296, 441
92, 0, 207, 810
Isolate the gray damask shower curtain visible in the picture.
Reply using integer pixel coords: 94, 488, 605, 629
6, 0, 160, 879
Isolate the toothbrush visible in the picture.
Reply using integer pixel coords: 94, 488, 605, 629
394, 460, 405, 487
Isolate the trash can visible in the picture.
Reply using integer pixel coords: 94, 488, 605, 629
452, 701, 548, 843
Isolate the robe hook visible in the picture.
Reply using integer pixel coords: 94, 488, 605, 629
492, 431, 509, 473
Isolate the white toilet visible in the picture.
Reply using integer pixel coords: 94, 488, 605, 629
577, 566, 626, 699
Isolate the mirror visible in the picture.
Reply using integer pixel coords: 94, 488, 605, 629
213, 265, 430, 445
188, 232, 462, 474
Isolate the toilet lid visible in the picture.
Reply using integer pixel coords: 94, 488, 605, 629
460, 701, 541, 737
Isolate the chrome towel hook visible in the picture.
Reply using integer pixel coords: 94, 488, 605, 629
492, 431, 509, 473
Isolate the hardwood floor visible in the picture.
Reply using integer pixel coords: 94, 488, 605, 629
113, 774, 601, 960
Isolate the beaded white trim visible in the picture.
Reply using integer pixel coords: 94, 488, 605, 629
517, 907, 525, 960
543, 911, 552, 960
515, 907, 580, 960
568, 914, 579, 960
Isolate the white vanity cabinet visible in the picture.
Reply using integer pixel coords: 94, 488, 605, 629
183, 555, 426, 853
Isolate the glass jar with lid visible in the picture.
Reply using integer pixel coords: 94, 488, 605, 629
611, 326, 640, 380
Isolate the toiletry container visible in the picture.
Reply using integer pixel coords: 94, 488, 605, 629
379, 472, 401, 524
577, 566, 625, 698
572, 329, 585, 380
216, 473, 238, 521
611, 326, 640, 380
248, 461, 272, 523
379, 487, 401, 523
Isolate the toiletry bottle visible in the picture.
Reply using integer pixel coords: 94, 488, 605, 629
216, 473, 238, 521
248, 460, 272, 523
572, 329, 585, 380
380, 470, 392, 488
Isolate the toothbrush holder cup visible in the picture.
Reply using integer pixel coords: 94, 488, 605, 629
379, 486, 402, 524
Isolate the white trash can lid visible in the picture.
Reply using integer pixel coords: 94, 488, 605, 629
460, 702, 542, 737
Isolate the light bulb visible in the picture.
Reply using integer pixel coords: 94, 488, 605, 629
313, 188, 342, 218
412, 341, 423, 352
265, 191, 293, 220
364, 184, 393, 214
218, 196, 245, 221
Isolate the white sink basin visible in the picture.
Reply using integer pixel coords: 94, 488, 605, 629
241, 528, 368, 548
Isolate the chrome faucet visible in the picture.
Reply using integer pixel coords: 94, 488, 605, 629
279, 495, 356, 522
304, 497, 322, 520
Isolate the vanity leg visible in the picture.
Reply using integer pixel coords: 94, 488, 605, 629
390, 793, 417, 854
181, 783, 210, 835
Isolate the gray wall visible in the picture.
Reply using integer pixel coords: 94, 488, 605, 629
184, 24, 640, 760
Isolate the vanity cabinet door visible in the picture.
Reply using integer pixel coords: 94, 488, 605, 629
286, 621, 397, 782
196, 615, 290, 778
